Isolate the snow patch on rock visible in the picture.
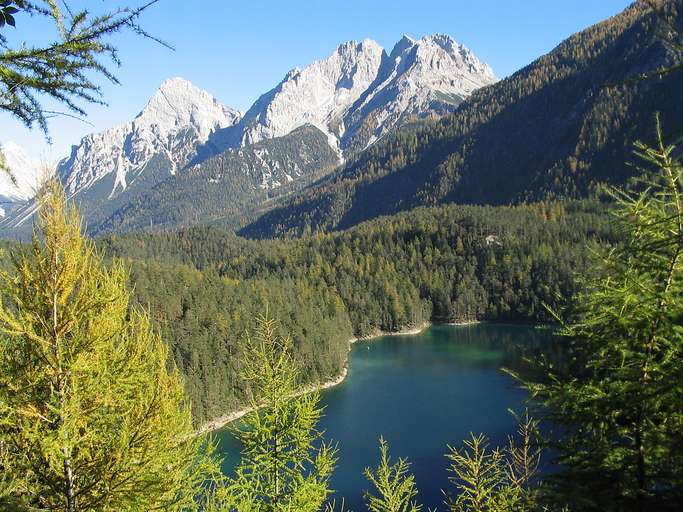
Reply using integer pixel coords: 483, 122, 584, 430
0, 142, 52, 203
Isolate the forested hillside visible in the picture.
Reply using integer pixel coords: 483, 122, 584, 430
93, 125, 339, 234
98, 200, 616, 423
243, 1, 683, 238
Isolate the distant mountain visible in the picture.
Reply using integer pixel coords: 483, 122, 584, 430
1, 78, 242, 234
242, 1, 683, 239
92, 125, 339, 234
59, 77, 242, 200
0, 33, 495, 235
0, 142, 51, 217
216, 34, 497, 157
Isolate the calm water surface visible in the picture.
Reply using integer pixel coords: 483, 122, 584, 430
216, 323, 556, 510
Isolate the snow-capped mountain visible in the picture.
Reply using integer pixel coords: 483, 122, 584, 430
220, 39, 386, 153
0, 142, 51, 215
58, 77, 242, 199
220, 33, 497, 155
1, 34, 495, 234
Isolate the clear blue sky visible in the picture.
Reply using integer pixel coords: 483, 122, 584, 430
1, 0, 633, 162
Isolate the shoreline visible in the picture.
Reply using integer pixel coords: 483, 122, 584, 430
196, 320, 477, 435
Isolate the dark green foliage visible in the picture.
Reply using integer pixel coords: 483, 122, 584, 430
121, 261, 353, 424
0, 2, 18, 29
99, 199, 616, 424
242, 1, 683, 239
517, 123, 683, 511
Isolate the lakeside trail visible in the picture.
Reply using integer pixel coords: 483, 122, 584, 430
197, 321, 441, 435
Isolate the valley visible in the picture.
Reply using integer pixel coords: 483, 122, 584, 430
0, 0, 681, 510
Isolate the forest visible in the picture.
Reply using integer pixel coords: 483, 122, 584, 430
0, 1, 681, 510
98, 199, 616, 422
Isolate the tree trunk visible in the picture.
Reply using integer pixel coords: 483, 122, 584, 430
63, 448, 76, 512
635, 420, 646, 512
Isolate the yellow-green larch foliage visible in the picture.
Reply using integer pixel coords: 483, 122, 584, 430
363, 437, 422, 512
214, 314, 337, 512
444, 413, 545, 512
0, 181, 219, 511
518, 115, 683, 510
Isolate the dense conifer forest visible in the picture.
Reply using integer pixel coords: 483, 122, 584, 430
1, 1, 681, 510
97, 199, 616, 422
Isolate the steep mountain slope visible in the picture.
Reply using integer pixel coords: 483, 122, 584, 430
216, 34, 497, 157
341, 34, 497, 153
59, 77, 242, 199
242, 1, 683, 239
93, 125, 338, 234
1, 78, 242, 234
0, 33, 495, 236
216, 39, 385, 153
0, 142, 51, 216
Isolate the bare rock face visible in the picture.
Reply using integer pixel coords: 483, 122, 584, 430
58, 77, 242, 198
54, 35, 495, 202
229, 39, 386, 154
3, 34, 495, 232
225, 34, 497, 156
341, 34, 497, 151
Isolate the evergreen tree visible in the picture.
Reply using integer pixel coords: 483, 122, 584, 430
0, 181, 218, 511
217, 314, 337, 511
363, 438, 422, 512
0, 0, 164, 135
0, 0, 165, 175
444, 413, 545, 512
519, 117, 683, 511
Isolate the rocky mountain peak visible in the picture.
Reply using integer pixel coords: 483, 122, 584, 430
390, 34, 417, 58
136, 77, 241, 141
58, 78, 242, 197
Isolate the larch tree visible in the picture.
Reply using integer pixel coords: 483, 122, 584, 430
0, 181, 219, 512
215, 314, 337, 512
444, 413, 546, 512
0, 0, 166, 174
518, 115, 683, 511
363, 438, 422, 512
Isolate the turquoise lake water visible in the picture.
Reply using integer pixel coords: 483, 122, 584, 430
215, 323, 556, 510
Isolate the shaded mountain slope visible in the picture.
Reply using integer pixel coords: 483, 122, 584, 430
242, 1, 683, 238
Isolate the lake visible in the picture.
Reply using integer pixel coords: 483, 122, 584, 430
215, 323, 557, 510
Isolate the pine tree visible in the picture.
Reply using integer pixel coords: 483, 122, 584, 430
216, 314, 337, 512
0, 181, 219, 511
519, 116, 683, 510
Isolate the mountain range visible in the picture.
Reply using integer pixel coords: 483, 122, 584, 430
0, 33, 496, 235
242, 1, 683, 238
1, 1, 680, 240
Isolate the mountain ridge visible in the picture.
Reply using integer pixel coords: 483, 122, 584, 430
241, 1, 683, 239
0, 32, 496, 235
213, 34, 497, 158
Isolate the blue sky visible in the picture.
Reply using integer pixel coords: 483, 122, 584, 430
1, 0, 633, 162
